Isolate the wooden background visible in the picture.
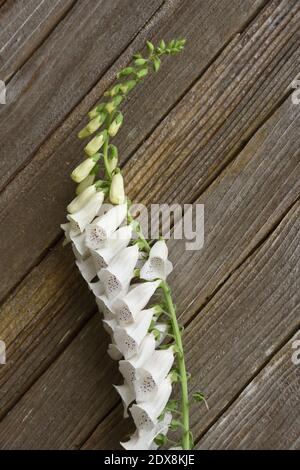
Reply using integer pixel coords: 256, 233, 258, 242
0, 0, 299, 450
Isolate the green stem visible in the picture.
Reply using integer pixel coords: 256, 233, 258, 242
103, 115, 113, 180
161, 280, 190, 450
128, 210, 190, 449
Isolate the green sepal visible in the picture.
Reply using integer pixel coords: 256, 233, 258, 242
136, 67, 148, 79
135, 58, 147, 66
154, 433, 167, 446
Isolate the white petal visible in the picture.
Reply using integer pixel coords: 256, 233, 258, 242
130, 378, 172, 432
107, 343, 122, 360
150, 240, 168, 260
61, 223, 71, 244
119, 334, 156, 387
113, 280, 161, 323
90, 225, 132, 272
99, 245, 139, 300
76, 256, 97, 283
73, 232, 89, 256
134, 349, 174, 402
121, 412, 172, 450
88, 280, 104, 297
95, 294, 115, 320
67, 191, 104, 233
85, 203, 127, 249
114, 308, 155, 359
102, 318, 118, 337
114, 383, 135, 418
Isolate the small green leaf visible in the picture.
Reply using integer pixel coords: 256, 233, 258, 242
159, 39, 166, 50
152, 56, 161, 72
146, 41, 154, 52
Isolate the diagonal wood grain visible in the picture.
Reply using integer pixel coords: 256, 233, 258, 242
0, 0, 163, 190
84, 200, 300, 449
0, 1, 297, 417
0, 0, 295, 304
0, 95, 298, 448
0, 0, 77, 82
195, 333, 300, 450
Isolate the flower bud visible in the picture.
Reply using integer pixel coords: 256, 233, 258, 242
84, 130, 107, 157
108, 112, 123, 137
105, 95, 123, 114
71, 154, 100, 183
78, 112, 106, 139
76, 174, 95, 195
67, 184, 96, 213
88, 103, 105, 120
109, 171, 125, 204
119, 80, 137, 94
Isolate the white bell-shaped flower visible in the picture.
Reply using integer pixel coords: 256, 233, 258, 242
90, 225, 132, 272
95, 294, 115, 320
134, 349, 174, 402
75, 256, 97, 283
140, 240, 173, 281
85, 203, 127, 250
119, 334, 156, 388
67, 191, 104, 234
121, 412, 172, 450
98, 245, 139, 300
107, 343, 122, 361
114, 383, 135, 418
130, 378, 172, 432
113, 280, 161, 323
113, 307, 156, 359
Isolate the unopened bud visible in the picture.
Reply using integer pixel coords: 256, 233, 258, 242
108, 112, 123, 137
84, 130, 107, 157
109, 171, 125, 205
67, 184, 96, 213
71, 154, 100, 183
105, 95, 123, 114
76, 174, 95, 195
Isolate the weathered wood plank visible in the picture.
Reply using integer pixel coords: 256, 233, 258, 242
0, 0, 76, 82
0, 0, 163, 189
0, 0, 294, 304
196, 334, 300, 450
0, 97, 298, 448
84, 201, 300, 449
0, 316, 120, 449
0, 244, 96, 419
